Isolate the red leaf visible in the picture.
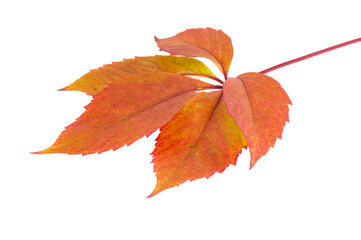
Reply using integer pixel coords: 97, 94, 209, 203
223, 72, 292, 169
149, 91, 247, 197
60, 55, 218, 96
35, 72, 215, 154
155, 28, 233, 78
37, 27, 345, 196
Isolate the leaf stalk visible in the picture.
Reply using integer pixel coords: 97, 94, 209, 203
260, 37, 361, 74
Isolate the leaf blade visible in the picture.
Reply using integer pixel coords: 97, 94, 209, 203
155, 28, 233, 78
35, 72, 215, 155
149, 91, 247, 197
223, 72, 292, 169
60, 55, 218, 96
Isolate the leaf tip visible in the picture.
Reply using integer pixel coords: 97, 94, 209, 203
147, 178, 174, 198
58, 86, 68, 91
147, 188, 160, 198
58, 86, 67, 91
146, 193, 155, 198
249, 154, 260, 170
154, 35, 159, 43
249, 162, 256, 170
30, 148, 51, 154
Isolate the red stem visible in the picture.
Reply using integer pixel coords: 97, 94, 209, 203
260, 37, 361, 74
204, 85, 223, 90
207, 76, 224, 84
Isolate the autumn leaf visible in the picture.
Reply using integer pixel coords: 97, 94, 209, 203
155, 28, 233, 78
150, 91, 247, 197
223, 73, 292, 169
35, 27, 360, 196
35, 72, 215, 154
60, 55, 218, 96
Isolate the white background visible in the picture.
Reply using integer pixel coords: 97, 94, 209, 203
1, 0, 361, 239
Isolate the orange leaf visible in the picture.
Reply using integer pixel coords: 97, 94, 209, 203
60, 55, 218, 96
35, 72, 215, 155
223, 72, 292, 169
155, 28, 233, 78
149, 91, 247, 197
33, 28, 306, 196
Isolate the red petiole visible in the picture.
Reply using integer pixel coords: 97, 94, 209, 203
205, 36, 360, 88
259, 37, 361, 74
